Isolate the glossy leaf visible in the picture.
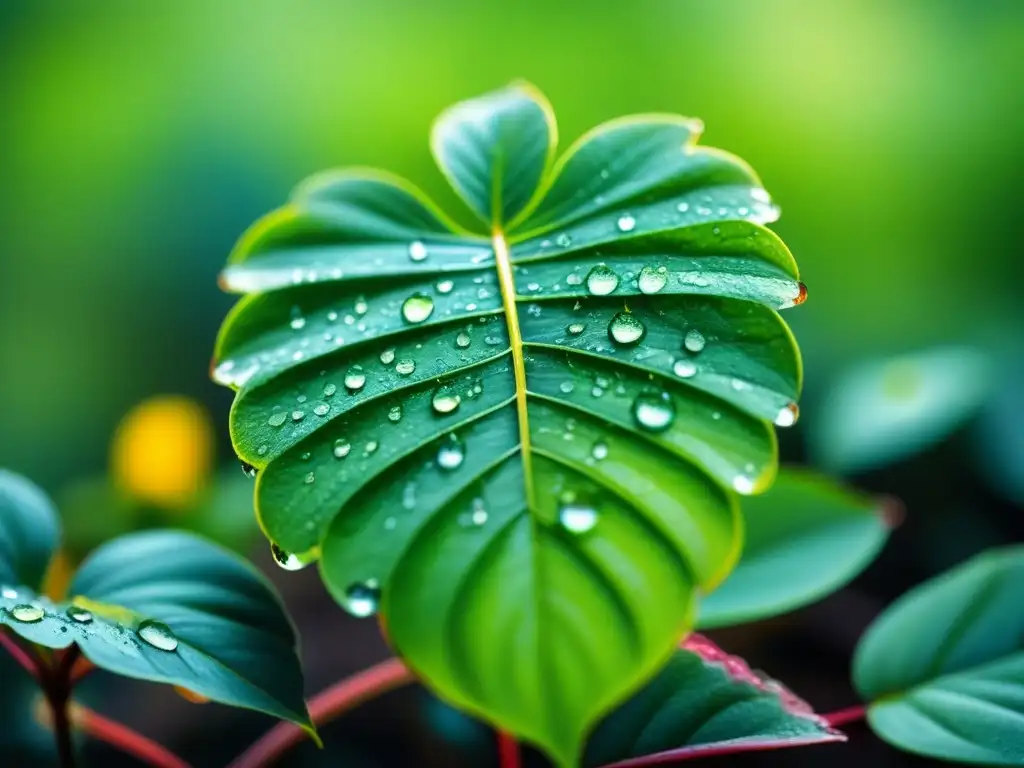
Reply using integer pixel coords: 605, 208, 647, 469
584, 634, 843, 766
0, 474, 311, 731
698, 468, 891, 629
811, 347, 989, 474
212, 82, 804, 765
854, 546, 1024, 765
0, 470, 60, 591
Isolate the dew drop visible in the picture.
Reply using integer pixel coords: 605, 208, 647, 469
437, 434, 465, 470
138, 620, 178, 651
327, 310, 339, 322
608, 312, 646, 345
673, 359, 698, 378
67, 606, 93, 623
567, 322, 586, 336
289, 306, 306, 330
637, 266, 668, 294
401, 293, 434, 324
733, 476, 755, 494
684, 329, 706, 353
676, 202, 690, 213
591, 441, 609, 461
616, 214, 636, 232
333, 439, 351, 458
344, 366, 366, 391
324, 383, 337, 397
470, 498, 488, 526
240, 461, 257, 478
10, 604, 44, 623
559, 504, 598, 533
431, 387, 461, 415
436, 279, 454, 294
291, 410, 305, 422
268, 412, 287, 427
395, 359, 416, 375
586, 264, 619, 296
388, 405, 403, 423
365, 440, 379, 454
1, 586, 18, 600
304, 471, 315, 484
455, 332, 471, 349
380, 348, 396, 365
313, 402, 330, 416
353, 295, 368, 315
271, 543, 307, 571
775, 402, 800, 427
344, 581, 381, 617
559, 381, 574, 394
408, 241, 428, 261
383, 516, 397, 530
633, 390, 676, 432
566, 273, 583, 286
555, 233, 573, 247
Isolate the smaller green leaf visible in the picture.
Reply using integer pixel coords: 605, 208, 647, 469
584, 634, 843, 766
431, 82, 556, 227
0, 470, 60, 592
698, 468, 892, 629
811, 347, 989, 474
854, 546, 1024, 765
1, 529, 311, 730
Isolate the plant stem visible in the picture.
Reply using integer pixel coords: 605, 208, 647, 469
72, 705, 193, 768
228, 657, 415, 768
0, 627, 41, 679
497, 730, 521, 768
822, 704, 868, 728
48, 683, 76, 768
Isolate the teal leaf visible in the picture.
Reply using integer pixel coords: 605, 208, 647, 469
0, 469, 60, 592
431, 82, 556, 227
698, 468, 892, 629
584, 634, 843, 766
811, 347, 989, 474
213, 82, 806, 766
854, 546, 1024, 765
1, 517, 311, 730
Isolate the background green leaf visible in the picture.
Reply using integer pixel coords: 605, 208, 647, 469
0, 469, 60, 591
810, 347, 990, 474
583, 634, 843, 766
1, 526, 311, 730
698, 468, 891, 629
854, 546, 1024, 765
214, 83, 804, 766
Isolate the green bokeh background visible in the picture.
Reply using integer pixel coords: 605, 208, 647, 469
1, 2, 1022, 767
2, 0, 1021, 487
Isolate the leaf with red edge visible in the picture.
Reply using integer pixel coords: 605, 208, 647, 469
582, 634, 844, 767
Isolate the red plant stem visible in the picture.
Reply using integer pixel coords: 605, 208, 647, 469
823, 704, 868, 728
73, 705, 193, 768
68, 655, 95, 685
228, 657, 416, 768
497, 730, 521, 768
0, 628, 41, 679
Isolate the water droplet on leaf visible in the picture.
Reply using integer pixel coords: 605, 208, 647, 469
774, 402, 799, 427
395, 359, 416, 375
633, 390, 676, 431
333, 439, 351, 458
344, 366, 366, 391
616, 214, 636, 232
609, 312, 646, 345
637, 266, 667, 294
10, 604, 43, 623
344, 581, 381, 617
673, 359, 698, 378
586, 264, 619, 296
408, 241, 428, 261
401, 294, 434, 324
684, 329, 706, 353
138, 620, 178, 651
437, 434, 465, 470
67, 606, 93, 623
431, 387, 461, 415
559, 504, 598, 533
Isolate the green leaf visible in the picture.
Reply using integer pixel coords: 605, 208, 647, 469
698, 468, 891, 629
0, 470, 60, 591
212, 82, 804, 766
853, 546, 1024, 765
811, 346, 989, 474
1, 523, 311, 730
583, 634, 843, 766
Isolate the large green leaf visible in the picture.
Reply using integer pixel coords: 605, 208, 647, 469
0, 474, 310, 731
698, 468, 891, 629
212, 82, 804, 765
0, 469, 61, 591
854, 546, 1024, 765
584, 634, 842, 766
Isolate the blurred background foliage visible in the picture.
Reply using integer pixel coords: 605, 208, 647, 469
1, 1, 1022, 766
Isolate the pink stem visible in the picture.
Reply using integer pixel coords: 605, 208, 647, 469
0, 628, 41, 679
228, 658, 416, 768
497, 730, 521, 768
823, 704, 868, 728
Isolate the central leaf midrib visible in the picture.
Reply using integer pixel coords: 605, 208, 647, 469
492, 230, 535, 507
